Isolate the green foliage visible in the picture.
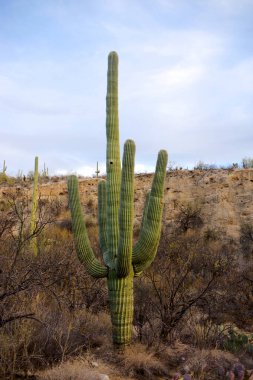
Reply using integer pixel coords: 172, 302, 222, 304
223, 329, 253, 354
67, 52, 168, 346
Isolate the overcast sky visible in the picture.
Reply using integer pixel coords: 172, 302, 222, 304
1, 0, 253, 176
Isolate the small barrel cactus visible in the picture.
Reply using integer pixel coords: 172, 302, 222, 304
68, 52, 168, 345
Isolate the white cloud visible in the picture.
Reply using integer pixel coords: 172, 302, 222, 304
0, 1, 252, 174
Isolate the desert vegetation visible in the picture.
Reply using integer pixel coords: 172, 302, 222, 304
0, 179, 253, 379
1, 51, 253, 380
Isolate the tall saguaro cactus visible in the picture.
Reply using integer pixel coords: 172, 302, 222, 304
68, 52, 168, 346
30, 156, 39, 256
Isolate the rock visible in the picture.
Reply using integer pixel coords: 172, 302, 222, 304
91, 361, 99, 368
98, 374, 110, 380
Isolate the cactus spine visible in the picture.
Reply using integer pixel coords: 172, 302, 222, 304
68, 52, 168, 346
30, 156, 39, 256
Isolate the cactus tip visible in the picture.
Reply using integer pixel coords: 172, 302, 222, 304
108, 51, 119, 64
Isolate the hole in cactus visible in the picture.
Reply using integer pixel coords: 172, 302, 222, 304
110, 161, 113, 165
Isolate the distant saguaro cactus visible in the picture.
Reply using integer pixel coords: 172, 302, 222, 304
2, 160, 7, 174
68, 52, 168, 346
95, 161, 100, 178
42, 162, 49, 177
30, 156, 39, 256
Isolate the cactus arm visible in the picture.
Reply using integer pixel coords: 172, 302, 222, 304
116, 139, 135, 277
132, 150, 168, 273
106, 51, 121, 265
68, 175, 108, 278
140, 190, 150, 230
133, 230, 161, 275
98, 180, 109, 264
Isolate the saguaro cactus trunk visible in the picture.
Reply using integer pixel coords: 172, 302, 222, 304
68, 52, 168, 346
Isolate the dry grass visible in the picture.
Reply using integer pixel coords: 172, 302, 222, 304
182, 348, 237, 380
37, 358, 102, 380
122, 343, 168, 379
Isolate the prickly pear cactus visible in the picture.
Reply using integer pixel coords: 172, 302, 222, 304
68, 52, 168, 345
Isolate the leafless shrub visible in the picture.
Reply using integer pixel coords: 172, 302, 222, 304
176, 203, 203, 233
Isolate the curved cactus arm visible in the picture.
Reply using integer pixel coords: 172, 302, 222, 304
132, 150, 168, 274
140, 190, 150, 230
68, 175, 108, 278
106, 51, 121, 264
133, 230, 161, 275
98, 180, 110, 265
116, 139, 135, 277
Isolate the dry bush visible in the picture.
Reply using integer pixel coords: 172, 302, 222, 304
182, 312, 229, 349
37, 357, 102, 380
0, 319, 38, 378
175, 202, 203, 233
134, 230, 234, 344
1, 185, 252, 379
123, 343, 168, 379
240, 222, 253, 256
185, 348, 236, 380
0, 192, 108, 378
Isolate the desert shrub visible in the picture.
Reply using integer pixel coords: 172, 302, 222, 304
240, 222, 253, 256
134, 230, 234, 344
123, 343, 168, 379
242, 157, 253, 169
176, 202, 203, 233
222, 328, 253, 354
0, 319, 39, 378
56, 218, 72, 231
203, 227, 222, 242
0, 172, 14, 185
183, 313, 228, 349
86, 197, 94, 209
37, 357, 104, 380
194, 161, 217, 170
134, 279, 156, 345
0, 190, 109, 378
185, 348, 236, 380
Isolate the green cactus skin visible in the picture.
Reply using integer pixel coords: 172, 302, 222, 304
67, 52, 168, 346
30, 156, 39, 256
